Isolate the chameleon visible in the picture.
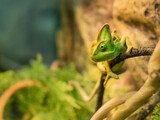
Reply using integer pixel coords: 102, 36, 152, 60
90, 24, 133, 86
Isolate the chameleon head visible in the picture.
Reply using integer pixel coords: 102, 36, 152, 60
90, 24, 115, 62
90, 40, 114, 62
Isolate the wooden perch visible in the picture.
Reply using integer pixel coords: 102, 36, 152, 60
91, 91, 136, 120
69, 47, 154, 111
91, 42, 159, 120
110, 41, 160, 120
96, 47, 154, 110
128, 88, 160, 120
110, 47, 154, 68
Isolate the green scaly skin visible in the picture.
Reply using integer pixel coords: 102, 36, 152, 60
90, 24, 133, 86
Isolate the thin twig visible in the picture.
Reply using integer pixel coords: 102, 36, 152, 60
96, 73, 106, 111
110, 47, 154, 68
69, 78, 100, 101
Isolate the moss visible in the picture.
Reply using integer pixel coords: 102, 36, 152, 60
0, 55, 93, 120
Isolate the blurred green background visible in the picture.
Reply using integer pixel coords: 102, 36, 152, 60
0, 1, 95, 120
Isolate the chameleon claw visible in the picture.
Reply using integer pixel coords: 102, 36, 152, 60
126, 46, 133, 53
104, 75, 110, 86
103, 72, 119, 86
109, 72, 119, 79
125, 36, 133, 53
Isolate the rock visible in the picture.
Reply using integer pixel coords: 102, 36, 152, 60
113, 0, 160, 88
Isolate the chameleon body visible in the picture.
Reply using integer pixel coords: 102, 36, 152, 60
91, 24, 132, 85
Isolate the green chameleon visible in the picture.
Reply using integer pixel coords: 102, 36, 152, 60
91, 24, 133, 86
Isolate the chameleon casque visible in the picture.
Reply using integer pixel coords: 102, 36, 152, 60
91, 24, 133, 86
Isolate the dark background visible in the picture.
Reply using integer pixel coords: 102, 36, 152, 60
0, 0, 60, 70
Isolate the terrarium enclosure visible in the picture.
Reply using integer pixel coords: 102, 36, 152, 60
0, 0, 160, 120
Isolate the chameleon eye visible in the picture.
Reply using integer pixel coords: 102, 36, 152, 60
99, 42, 106, 51
101, 46, 104, 49
113, 36, 116, 40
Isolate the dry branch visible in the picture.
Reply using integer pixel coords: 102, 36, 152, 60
110, 41, 160, 120
91, 92, 136, 120
96, 47, 154, 110
69, 78, 100, 101
110, 47, 154, 68
128, 88, 160, 120
70, 47, 154, 112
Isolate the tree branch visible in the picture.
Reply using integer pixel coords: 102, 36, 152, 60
91, 92, 136, 120
69, 47, 155, 112
110, 47, 154, 68
96, 47, 154, 111
96, 73, 105, 111
69, 78, 100, 101
128, 88, 160, 120
110, 41, 160, 120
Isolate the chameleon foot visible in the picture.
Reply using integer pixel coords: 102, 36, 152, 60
125, 36, 133, 53
126, 46, 133, 53
103, 72, 119, 86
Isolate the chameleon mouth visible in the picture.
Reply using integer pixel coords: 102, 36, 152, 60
103, 51, 114, 55
91, 51, 114, 61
